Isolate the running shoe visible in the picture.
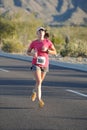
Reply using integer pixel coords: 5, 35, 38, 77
39, 99, 45, 108
31, 92, 36, 101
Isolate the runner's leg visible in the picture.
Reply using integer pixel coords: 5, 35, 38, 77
33, 69, 42, 101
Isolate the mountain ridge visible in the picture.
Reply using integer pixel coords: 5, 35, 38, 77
0, 0, 87, 26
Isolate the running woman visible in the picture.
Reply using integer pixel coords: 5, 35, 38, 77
27, 27, 57, 108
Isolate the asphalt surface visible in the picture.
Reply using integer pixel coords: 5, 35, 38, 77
0, 51, 87, 72
0, 57, 87, 130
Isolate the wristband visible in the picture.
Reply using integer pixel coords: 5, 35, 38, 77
46, 49, 49, 54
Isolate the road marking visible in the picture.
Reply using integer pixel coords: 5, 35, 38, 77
0, 68, 9, 72
66, 89, 87, 97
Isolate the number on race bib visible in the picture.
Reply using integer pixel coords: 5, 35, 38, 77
37, 56, 46, 65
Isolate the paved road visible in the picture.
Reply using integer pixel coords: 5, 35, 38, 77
0, 57, 87, 130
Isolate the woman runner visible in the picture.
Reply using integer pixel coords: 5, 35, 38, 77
27, 27, 57, 108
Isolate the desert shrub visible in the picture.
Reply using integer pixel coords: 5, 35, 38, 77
2, 39, 24, 53
75, 39, 87, 57
60, 39, 87, 57
50, 34, 64, 53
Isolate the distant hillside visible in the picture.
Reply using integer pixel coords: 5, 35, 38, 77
0, 0, 87, 26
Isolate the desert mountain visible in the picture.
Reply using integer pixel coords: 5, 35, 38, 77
0, 0, 87, 26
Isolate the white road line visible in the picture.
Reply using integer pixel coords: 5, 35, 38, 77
66, 89, 87, 97
0, 68, 9, 72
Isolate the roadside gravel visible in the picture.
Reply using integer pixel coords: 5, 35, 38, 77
50, 55, 87, 65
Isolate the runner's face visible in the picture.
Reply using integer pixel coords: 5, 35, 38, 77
37, 29, 45, 39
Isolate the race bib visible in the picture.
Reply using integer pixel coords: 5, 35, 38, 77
37, 56, 46, 65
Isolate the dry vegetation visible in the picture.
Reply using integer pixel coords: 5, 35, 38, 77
1, 14, 87, 58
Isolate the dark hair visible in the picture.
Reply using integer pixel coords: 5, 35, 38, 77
44, 32, 49, 38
